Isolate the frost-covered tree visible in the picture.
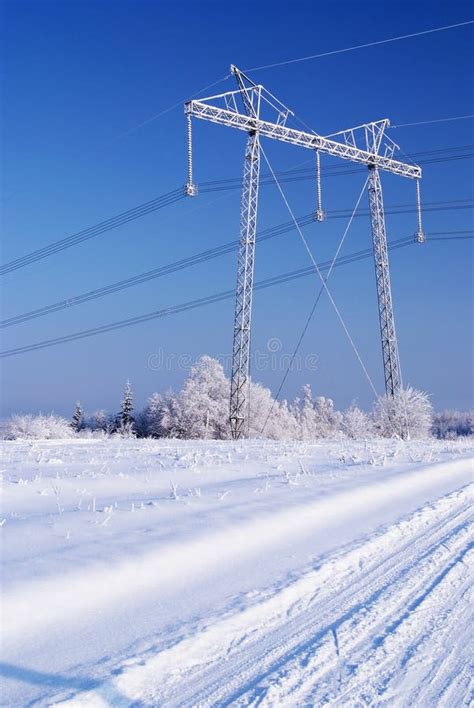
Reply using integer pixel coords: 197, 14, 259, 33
71, 402, 84, 433
373, 386, 433, 440
246, 381, 288, 439
294, 385, 342, 439
276, 399, 300, 440
178, 356, 230, 439
155, 357, 296, 440
246, 380, 272, 438
432, 409, 474, 439
313, 396, 343, 437
159, 389, 187, 438
295, 385, 318, 440
342, 403, 372, 439
140, 392, 164, 438
85, 409, 112, 433
116, 381, 135, 437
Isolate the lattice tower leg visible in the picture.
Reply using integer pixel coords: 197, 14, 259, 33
229, 132, 261, 439
368, 167, 402, 397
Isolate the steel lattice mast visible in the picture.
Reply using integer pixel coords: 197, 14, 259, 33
368, 166, 402, 394
230, 130, 260, 437
184, 66, 424, 437
226, 70, 263, 437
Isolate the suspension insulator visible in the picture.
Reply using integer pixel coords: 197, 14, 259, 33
315, 150, 325, 222
185, 113, 198, 197
414, 178, 425, 243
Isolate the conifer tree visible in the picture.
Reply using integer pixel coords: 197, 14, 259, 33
118, 381, 135, 436
71, 402, 84, 432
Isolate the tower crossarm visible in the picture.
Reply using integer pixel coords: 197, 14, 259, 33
185, 100, 421, 180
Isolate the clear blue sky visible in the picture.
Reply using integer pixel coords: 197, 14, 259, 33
1, 0, 473, 418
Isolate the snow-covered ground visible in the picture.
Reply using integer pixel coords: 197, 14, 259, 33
1, 437, 472, 706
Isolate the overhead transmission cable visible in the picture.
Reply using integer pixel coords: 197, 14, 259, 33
114, 74, 231, 140
0, 236, 429, 358
1, 144, 471, 276
200, 145, 473, 190
244, 20, 474, 72
429, 233, 474, 240
392, 114, 474, 128
0, 189, 185, 276
3, 235, 471, 359
2, 205, 471, 329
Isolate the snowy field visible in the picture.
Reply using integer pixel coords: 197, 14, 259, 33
1, 437, 473, 707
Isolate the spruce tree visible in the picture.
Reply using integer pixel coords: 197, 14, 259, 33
118, 381, 135, 435
71, 402, 84, 432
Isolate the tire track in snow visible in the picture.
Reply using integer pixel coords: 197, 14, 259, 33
56, 484, 473, 707
392, 584, 472, 707
245, 528, 472, 706
219, 518, 473, 706
189, 500, 471, 706
324, 545, 472, 707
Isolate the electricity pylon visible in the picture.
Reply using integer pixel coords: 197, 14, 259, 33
185, 66, 424, 439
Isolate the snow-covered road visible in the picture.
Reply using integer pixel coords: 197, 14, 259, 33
1, 438, 472, 706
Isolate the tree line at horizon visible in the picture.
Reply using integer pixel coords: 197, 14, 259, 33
3, 356, 473, 441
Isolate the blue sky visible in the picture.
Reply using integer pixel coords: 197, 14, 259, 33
1, 0, 473, 417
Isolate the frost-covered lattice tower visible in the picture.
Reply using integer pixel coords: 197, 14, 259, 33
185, 66, 424, 438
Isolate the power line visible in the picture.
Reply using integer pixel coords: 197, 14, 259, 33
112, 75, 231, 141
3, 236, 471, 359
198, 152, 474, 196
182, 144, 474, 189
1, 144, 471, 276
392, 114, 474, 128
199, 144, 473, 189
0, 74, 232, 209
0, 236, 413, 358
245, 20, 474, 72
0, 189, 185, 276
2, 196, 471, 329
0, 241, 239, 328
428, 234, 474, 240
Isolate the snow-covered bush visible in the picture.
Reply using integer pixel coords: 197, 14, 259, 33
83, 410, 114, 434
1, 414, 75, 440
373, 386, 433, 440
247, 381, 298, 439
342, 403, 372, 439
294, 385, 343, 439
432, 410, 473, 439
